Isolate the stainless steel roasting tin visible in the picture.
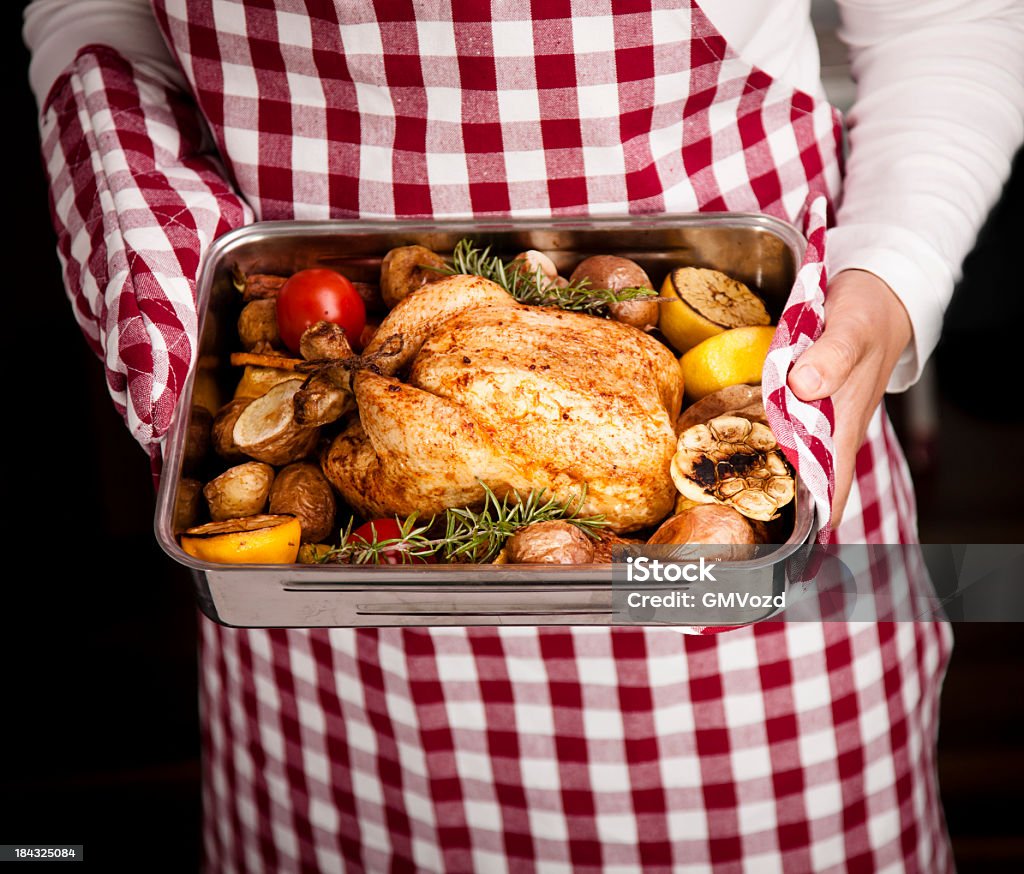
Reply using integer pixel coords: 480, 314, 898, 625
154, 213, 813, 628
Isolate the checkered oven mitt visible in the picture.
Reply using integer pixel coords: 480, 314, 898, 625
762, 196, 836, 545
39, 46, 252, 460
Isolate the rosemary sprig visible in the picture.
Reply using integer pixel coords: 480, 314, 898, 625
322, 513, 439, 566
318, 483, 608, 565
440, 239, 657, 316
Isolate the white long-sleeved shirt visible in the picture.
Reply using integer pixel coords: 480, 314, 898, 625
24, 0, 1024, 392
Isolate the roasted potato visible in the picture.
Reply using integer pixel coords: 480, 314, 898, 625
203, 462, 276, 522
647, 505, 756, 561
298, 543, 334, 564
570, 255, 658, 329
269, 462, 337, 543
676, 384, 767, 432
506, 521, 595, 564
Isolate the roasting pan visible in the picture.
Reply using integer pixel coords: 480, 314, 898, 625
154, 214, 814, 627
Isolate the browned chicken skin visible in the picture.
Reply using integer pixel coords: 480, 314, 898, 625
322, 274, 683, 532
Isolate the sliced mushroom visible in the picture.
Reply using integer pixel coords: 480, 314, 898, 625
380, 245, 448, 309
203, 461, 276, 522
268, 462, 337, 543
671, 415, 795, 521
232, 379, 321, 465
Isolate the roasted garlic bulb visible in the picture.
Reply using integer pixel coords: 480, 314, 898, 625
671, 415, 795, 521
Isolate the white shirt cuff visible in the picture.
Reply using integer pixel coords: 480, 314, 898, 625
825, 223, 954, 393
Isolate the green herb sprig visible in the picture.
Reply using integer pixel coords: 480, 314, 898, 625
441, 239, 657, 316
319, 483, 607, 565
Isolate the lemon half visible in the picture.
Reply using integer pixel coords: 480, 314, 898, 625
181, 514, 302, 564
659, 267, 770, 354
679, 326, 775, 400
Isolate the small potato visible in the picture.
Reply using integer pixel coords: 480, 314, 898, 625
677, 384, 766, 432
647, 505, 756, 562
212, 399, 253, 463
570, 255, 658, 329
184, 405, 213, 474
204, 462, 275, 522
174, 478, 204, 534
380, 245, 447, 309
506, 520, 595, 564
607, 297, 660, 330
238, 299, 281, 351
269, 462, 337, 543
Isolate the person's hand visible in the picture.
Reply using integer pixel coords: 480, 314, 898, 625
787, 269, 912, 525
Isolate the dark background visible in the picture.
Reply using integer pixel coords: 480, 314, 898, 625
3, 4, 1022, 872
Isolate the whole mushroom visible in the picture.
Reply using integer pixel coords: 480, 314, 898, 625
511, 250, 560, 285
237, 298, 281, 350
380, 245, 448, 309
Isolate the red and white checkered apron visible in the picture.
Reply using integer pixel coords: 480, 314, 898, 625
38, 1, 953, 871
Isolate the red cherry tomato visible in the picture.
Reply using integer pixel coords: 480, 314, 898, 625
276, 268, 366, 353
351, 519, 436, 565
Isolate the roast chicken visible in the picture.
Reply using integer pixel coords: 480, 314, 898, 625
322, 274, 684, 532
